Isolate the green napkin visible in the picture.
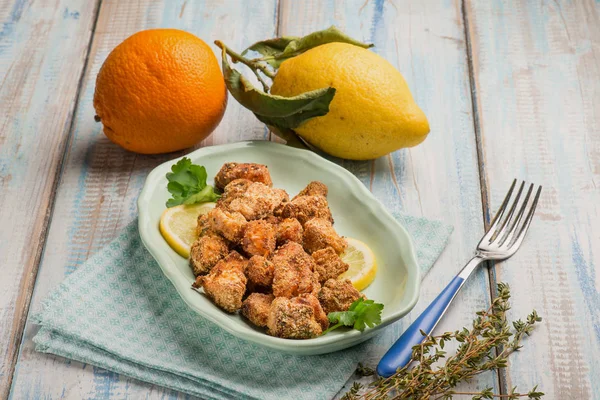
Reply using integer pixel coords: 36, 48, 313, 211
33, 213, 452, 400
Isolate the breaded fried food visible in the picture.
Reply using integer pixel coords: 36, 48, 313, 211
312, 247, 349, 284
281, 195, 333, 226
245, 255, 275, 291
241, 293, 274, 327
196, 213, 217, 237
276, 218, 303, 246
229, 182, 288, 220
318, 279, 366, 314
303, 218, 347, 254
242, 220, 276, 257
294, 181, 328, 199
267, 294, 328, 339
206, 208, 247, 242
271, 242, 320, 298
214, 162, 272, 191
194, 251, 248, 313
263, 215, 280, 225
216, 178, 252, 209
189, 235, 229, 276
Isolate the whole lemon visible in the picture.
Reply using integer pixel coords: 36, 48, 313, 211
270, 42, 429, 160
93, 29, 227, 154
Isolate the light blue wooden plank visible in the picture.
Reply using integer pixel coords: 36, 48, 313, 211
465, 0, 600, 397
0, 0, 101, 396
277, 0, 495, 397
9, 0, 277, 398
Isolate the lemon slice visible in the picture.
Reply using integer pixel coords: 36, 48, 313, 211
339, 237, 377, 291
159, 202, 215, 258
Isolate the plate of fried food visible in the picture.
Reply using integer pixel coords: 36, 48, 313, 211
138, 141, 420, 355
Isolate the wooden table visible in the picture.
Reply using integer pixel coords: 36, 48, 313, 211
1, 0, 598, 398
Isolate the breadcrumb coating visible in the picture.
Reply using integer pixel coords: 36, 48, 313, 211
276, 218, 303, 246
245, 255, 275, 291
271, 242, 319, 298
312, 247, 349, 284
216, 178, 252, 209
194, 251, 248, 313
267, 294, 328, 339
214, 163, 272, 191
229, 182, 288, 220
206, 208, 247, 242
294, 181, 328, 199
302, 218, 347, 254
189, 235, 230, 276
281, 195, 333, 226
318, 279, 366, 314
241, 220, 277, 257
241, 293, 274, 327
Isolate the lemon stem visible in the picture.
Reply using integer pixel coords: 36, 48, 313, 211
214, 40, 275, 84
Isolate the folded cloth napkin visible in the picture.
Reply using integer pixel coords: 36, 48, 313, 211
33, 213, 452, 400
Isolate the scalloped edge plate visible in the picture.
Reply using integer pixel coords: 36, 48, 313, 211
138, 141, 420, 355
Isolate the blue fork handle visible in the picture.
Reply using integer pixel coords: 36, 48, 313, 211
377, 275, 465, 378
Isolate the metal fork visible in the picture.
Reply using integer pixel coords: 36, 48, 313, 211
377, 180, 542, 377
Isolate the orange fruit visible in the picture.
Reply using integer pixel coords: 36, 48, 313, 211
93, 29, 227, 154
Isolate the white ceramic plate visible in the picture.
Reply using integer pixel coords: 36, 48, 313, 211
138, 141, 420, 355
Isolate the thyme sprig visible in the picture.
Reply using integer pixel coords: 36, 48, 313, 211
343, 283, 543, 400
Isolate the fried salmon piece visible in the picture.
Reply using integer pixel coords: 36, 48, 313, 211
228, 183, 288, 220
241, 220, 276, 257
303, 218, 347, 254
294, 181, 328, 200
245, 255, 275, 291
189, 235, 230, 276
276, 218, 303, 246
312, 247, 349, 284
216, 178, 252, 209
271, 242, 319, 298
267, 294, 328, 339
194, 251, 248, 313
196, 213, 217, 237
318, 279, 366, 314
206, 208, 247, 242
214, 163, 272, 191
281, 195, 333, 226
241, 293, 274, 328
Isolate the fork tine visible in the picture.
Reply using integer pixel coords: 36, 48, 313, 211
480, 179, 517, 244
491, 181, 525, 243
499, 183, 534, 246
507, 186, 542, 250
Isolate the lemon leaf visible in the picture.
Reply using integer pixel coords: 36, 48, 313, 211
221, 47, 336, 130
241, 37, 298, 67
242, 26, 373, 68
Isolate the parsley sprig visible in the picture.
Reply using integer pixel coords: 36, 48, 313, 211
165, 158, 220, 208
322, 298, 384, 335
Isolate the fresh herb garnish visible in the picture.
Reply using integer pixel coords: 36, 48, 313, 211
342, 283, 544, 400
322, 298, 384, 335
165, 157, 220, 208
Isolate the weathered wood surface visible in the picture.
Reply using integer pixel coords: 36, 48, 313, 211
275, 0, 495, 397
8, 0, 276, 398
2, 0, 599, 398
0, 0, 101, 396
465, 0, 600, 398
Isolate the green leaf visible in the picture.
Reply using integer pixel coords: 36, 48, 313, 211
241, 36, 299, 67
328, 310, 356, 326
182, 185, 220, 205
165, 158, 220, 207
245, 26, 373, 68
323, 298, 384, 335
221, 48, 336, 131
